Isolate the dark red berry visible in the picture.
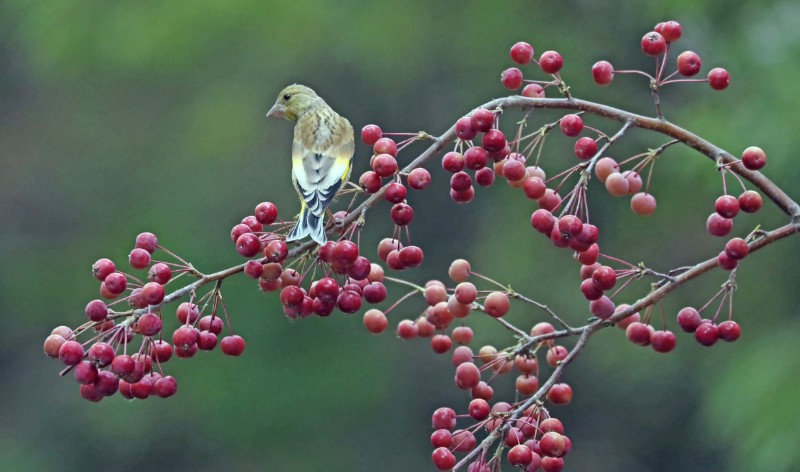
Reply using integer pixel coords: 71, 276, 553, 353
359, 171, 382, 193
135, 232, 158, 253
725, 237, 749, 260
137, 313, 162, 336
372, 153, 398, 177
651, 330, 677, 353
85, 299, 108, 322
128, 248, 151, 269
455, 117, 477, 140
235, 233, 261, 258
92, 258, 116, 281
140, 281, 165, 305
470, 109, 494, 133
559, 114, 584, 137
58, 340, 84, 366
390, 203, 414, 226
677, 307, 702, 333
715, 195, 740, 218
695, 323, 719, 346
254, 202, 278, 225
741, 146, 766, 170
407, 168, 431, 190
481, 129, 507, 153
707, 213, 733, 237
717, 320, 741, 342
574, 137, 598, 160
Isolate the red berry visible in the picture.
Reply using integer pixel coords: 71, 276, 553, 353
88, 342, 114, 367
448, 259, 471, 282
241, 215, 262, 233
470, 109, 494, 133
715, 195, 740, 218
390, 203, 414, 226
708, 67, 730, 90
558, 215, 583, 237
373, 137, 397, 157
546, 345, 568, 367
173, 326, 199, 350
508, 444, 534, 467
235, 233, 261, 258
372, 153, 398, 177
695, 323, 719, 346
152, 339, 173, 362
717, 320, 741, 342
254, 202, 278, 225
148, 263, 172, 284
230, 223, 251, 243
220, 335, 245, 356
739, 190, 762, 213
432, 447, 456, 471
442, 151, 465, 173
199, 315, 223, 335
510, 41, 534, 64
140, 281, 165, 305
725, 237, 749, 260
590, 296, 615, 320
92, 258, 116, 281
336, 290, 362, 314
73, 361, 98, 384
128, 248, 151, 269
135, 232, 158, 253
137, 313, 162, 336
741, 146, 766, 170
592, 265, 616, 291
85, 299, 108, 322
111, 354, 135, 377
707, 213, 733, 237
484, 292, 510, 318
153, 376, 178, 398
641, 31, 667, 56
501, 67, 524, 90
651, 330, 677, 353
431, 334, 452, 354
573, 137, 597, 160
677, 51, 702, 76
359, 171, 382, 193
559, 114, 584, 137
547, 383, 573, 405
718, 251, 738, 270
58, 340, 84, 366
660, 20, 682, 42
626, 322, 652, 346
474, 167, 495, 187
455, 362, 481, 389
399, 245, 424, 268
541, 456, 564, 472
361, 124, 382, 145
677, 307, 702, 333
605, 172, 629, 196
396, 319, 418, 340
531, 209, 556, 234
502, 159, 526, 182
539, 51, 563, 74
539, 432, 566, 457
522, 83, 545, 98
450, 171, 472, 192
592, 60, 614, 85
384, 182, 407, 203
432, 406, 457, 430
482, 129, 507, 153
407, 168, 431, 190
455, 117, 477, 140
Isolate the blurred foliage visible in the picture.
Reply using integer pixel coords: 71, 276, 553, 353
1, 0, 798, 471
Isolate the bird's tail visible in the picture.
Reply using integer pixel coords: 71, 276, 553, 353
286, 205, 327, 245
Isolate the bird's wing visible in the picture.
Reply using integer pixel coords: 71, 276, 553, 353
291, 117, 354, 216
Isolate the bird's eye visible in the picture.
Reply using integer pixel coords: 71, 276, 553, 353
283, 94, 291, 101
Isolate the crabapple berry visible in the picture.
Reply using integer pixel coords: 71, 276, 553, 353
715, 195, 740, 218
717, 320, 741, 342
539, 51, 563, 74
501, 67, 524, 90
510, 41, 534, 64
695, 323, 719, 346
592, 60, 614, 85
677, 51, 702, 76
651, 330, 677, 353
739, 190, 762, 213
706, 213, 733, 237
407, 168, 431, 190
361, 124, 382, 145
641, 31, 667, 56
254, 202, 278, 225
741, 146, 766, 170
574, 137, 597, 160
220, 335, 245, 356
708, 67, 730, 90
455, 117, 476, 140
631, 192, 657, 216
559, 114, 584, 137
128, 248, 151, 269
522, 83, 545, 98
471, 109, 494, 133
677, 307, 702, 333
725, 237, 749, 260
373, 138, 397, 157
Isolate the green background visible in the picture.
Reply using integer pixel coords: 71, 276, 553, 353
1, 0, 798, 470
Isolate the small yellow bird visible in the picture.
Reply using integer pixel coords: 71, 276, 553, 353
267, 84, 354, 245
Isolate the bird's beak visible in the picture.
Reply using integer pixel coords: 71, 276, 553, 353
266, 103, 285, 119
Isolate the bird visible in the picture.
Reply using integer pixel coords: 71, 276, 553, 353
266, 84, 354, 245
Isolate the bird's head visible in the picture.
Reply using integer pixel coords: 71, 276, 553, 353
266, 84, 323, 122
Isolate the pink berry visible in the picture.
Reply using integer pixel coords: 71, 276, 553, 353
372, 153, 398, 177
407, 168, 431, 190
373, 137, 397, 157
128, 248, 151, 269
92, 258, 116, 281
660, 20, 682, 42
135, 232, 158, 253
631, 192, 657, 216
677, 307, 702, 333
85, 299, 108, 322
521, 83, 545, 98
